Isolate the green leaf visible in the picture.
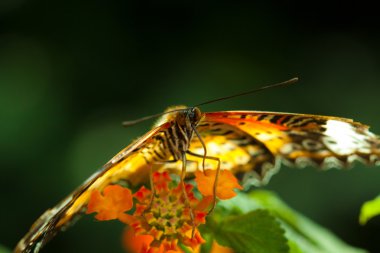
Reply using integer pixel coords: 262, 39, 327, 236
359, 195, 380, 225
215, 190, 367, 253
213, 209, 289, 253
288, 240, 304, 253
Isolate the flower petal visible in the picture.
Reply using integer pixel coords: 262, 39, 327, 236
153, 171, 171, 192
86, 185, 133, 221
195, 170, 242, 200
134, 186, 152, 204
123, 227, 154, 253
182, 229, 205, 250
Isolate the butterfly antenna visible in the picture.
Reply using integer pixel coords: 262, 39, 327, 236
122, 108, 186, 127
123, 77, 298, 126
194, 77, 299, 107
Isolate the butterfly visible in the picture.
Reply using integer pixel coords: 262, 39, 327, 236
15, 79, 380, 253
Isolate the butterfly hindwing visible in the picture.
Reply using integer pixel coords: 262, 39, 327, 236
191, 121, 278, 185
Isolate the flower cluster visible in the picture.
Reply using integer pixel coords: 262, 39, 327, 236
86, 169, 242, 252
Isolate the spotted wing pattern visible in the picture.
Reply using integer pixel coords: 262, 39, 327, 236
190, 121, 277, 185
15, 122, 172, 253
191, 111, 380, 186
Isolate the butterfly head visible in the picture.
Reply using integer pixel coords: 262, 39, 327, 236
152, 106, 202, 128
173, 106, 202, 128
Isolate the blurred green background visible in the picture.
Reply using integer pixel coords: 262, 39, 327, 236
1, 1, 380, 252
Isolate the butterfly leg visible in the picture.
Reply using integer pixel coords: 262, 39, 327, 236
192, 124, 207, 173
186, 151, 220, 214
181, 152, 196, 237
147, 164, 155, 210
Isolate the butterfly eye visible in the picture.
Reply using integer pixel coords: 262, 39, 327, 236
188, 107, 201, 123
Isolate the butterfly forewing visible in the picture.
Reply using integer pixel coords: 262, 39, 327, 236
15, 122, 172, 253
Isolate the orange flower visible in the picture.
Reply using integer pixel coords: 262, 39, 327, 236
128, 176, 207, 252
195, 169, 243, 200
86, 184, 133, 221
87, 171, 242, 252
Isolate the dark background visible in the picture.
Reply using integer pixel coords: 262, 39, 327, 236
1, 1, 380, 252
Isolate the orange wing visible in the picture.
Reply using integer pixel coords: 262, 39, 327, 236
164, 111, 380, 187
15, 122, 172, 253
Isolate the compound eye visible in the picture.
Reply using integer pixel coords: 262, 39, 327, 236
188, 108, 195, 118
190, 107, 201, 122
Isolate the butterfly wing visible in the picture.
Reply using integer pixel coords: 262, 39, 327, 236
179, 111, 380, 186
15, 122, 171, 253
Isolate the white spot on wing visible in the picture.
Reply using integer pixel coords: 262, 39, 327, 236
207, 142, 219, 154
280, 143, 302, 155
323, 120, 371, 155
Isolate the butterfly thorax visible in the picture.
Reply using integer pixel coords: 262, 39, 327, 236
151, 106, 203, 161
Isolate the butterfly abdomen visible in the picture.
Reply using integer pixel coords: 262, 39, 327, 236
139, 134, 172, 164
